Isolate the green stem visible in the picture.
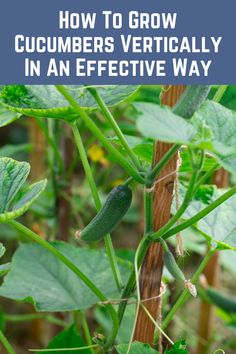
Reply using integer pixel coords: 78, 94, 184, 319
55, 85, 143, 183
8, 220, 119, 349
213, 85, 228, 103
29, 345, 99, 352
161, 249, 216, 330
71, 123, 123, 291
80, 311, 94, 353
154, 186, 236, 241
145, 188, 153, 233
117, 236, 150, 324
5, 313, 67, 327
0, 329, 16, 354
147, 144, 180, 183
194, 162, 220, 192
37, 118, 63, 172
88, 87, 142, 171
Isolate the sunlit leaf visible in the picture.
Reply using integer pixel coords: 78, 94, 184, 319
0, 105, 21, 127
0, 157, 46, 221
0, 85, 139, 122
135, 103, 195, 144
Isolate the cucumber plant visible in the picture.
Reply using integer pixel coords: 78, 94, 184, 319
0, 84, 236, 353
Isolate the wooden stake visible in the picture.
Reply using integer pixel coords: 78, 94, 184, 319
133, 86, 186, 345
197, 168, 228, 354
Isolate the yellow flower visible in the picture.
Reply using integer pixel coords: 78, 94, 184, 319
88, 144, 109, 167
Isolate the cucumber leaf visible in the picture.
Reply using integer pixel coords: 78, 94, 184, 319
0, 105, 22, 127
191, 101, 236, 174
135, 100, 236, 174
37, 325, 91, 354
135, 103, 196, 144
0, 242, 132, 312
0, 157, 46, 221
0, 85, 138, 122
0, 263, 11, 277
0, 158, 30, 213
116, 341, 188, 354
176, 186, 236, 251
116, 342, 158, 354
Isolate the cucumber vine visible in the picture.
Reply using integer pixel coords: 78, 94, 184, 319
0, 84, 236, 354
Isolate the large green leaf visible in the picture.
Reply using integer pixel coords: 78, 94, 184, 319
192, 101, 236, 173
0, 105, 22, 127
0, 85, 138, 121
37, 325, 91, 354
135, 100, 236, 174
0, 242, 132, 312
176, 186, 236, 251
135, 103, 196, 144
0, 158, 46, 221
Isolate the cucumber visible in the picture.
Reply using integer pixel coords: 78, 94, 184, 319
173, 85, 211, 119
206, 287, 236, 313
162, 240, 185, 282
80, 185, 132, 242
164, 250, 185, 282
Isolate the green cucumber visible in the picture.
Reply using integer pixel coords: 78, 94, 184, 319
162, 240, 185, 282
80, 185, 132, 242
206, 287, 236, 313
173, 85, 211, 119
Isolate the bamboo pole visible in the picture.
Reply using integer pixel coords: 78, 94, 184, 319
197, 168, 228, 354
133, 86, 186, 344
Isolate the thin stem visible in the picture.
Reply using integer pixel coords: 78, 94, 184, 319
71, 123, 123, 291
117, 236, 150, 324
5, 313, 67, 327
213, 85, 228, 103
37, 118, 64, 172
80, 312, 94, 353
144, 188, 153, 234
88, 87, 142, 171
141, 304, 174, 345
147, 144, 180, 183
55, 85, 144, 183
155, 186, 236, 241
8, 220, 119, 349
161, 249, 216, 330
127, 239, 146, 354
194, 162, 220, 192
0, 329, 16, 354
29, 344, 99, 352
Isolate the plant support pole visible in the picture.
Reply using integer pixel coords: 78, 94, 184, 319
133, 85, 186, 344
